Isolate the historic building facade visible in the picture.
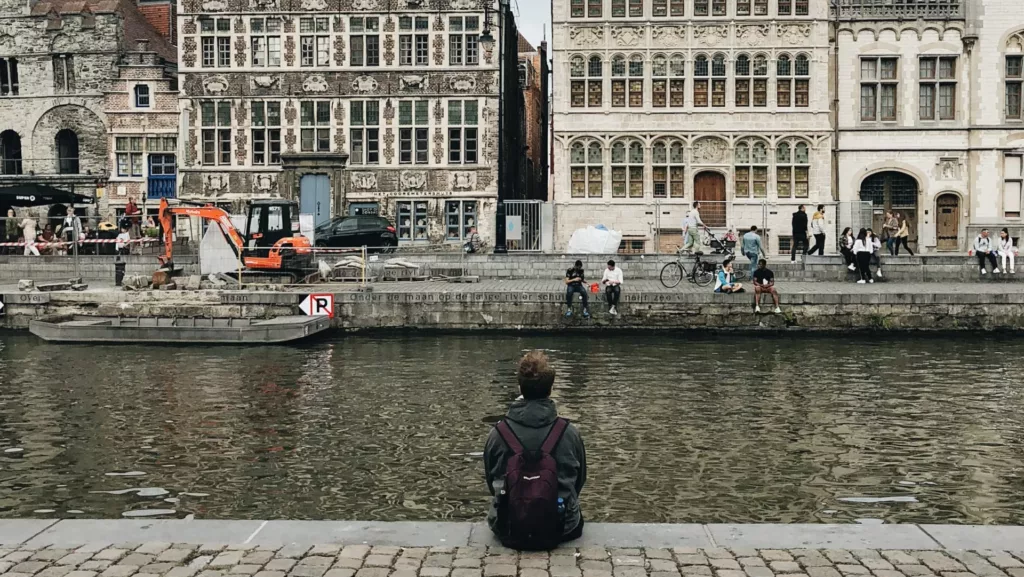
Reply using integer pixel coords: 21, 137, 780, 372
176, 0, 527, 247
550, 0, 832, 253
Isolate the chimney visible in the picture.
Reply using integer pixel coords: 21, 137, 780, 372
135, 38, 150, 52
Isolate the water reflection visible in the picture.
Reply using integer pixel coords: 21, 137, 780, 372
1, 332, 1023, 524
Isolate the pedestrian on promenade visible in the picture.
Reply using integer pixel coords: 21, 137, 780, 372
19, 215, 39, 256
116, 225, 132, 255
682, 201, 703, 254
564, 260, 590, 319
998, 228, 1016, 274
895, 214, 915, 256
853, 228, 873, 283
752, 259, 781, 314
791, 204, 809, 262
715, 260, 744, 294
484, 350, 587, 549
869, 228, 884, 278
38, 224, 57, 256
883, 212, 899, 255
741, 225, 764, 280
5, 208, 18, 254
601, 259, 623, 316
973, 229, 999, 275
809, 205, 827, 256
464, 227, 482, 254
840, 227, 856, 271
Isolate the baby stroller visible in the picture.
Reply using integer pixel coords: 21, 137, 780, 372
702, 228, 736, 256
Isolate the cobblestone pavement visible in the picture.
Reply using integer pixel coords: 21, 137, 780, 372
3, 545, 1024, 577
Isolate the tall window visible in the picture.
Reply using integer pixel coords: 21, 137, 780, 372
611, 140, 643, 198
611, 55, 626, 107
712, 0, 726, 16
778, 54, 808, 107
300, 101, 330, 152
148, 137, 177, 181
737, 0, 766, 15
53, 54, 74, 93
396, 201, 428, 242
449, 16, 479, 66
199, 17, 231, 68
350, 100, 379, 164
0, 130, 22, 174
251, 18, 282, 67
399, 100, 429, 164
653, 140, 685, 198
694, 0, 708, 16
0, 58, 18, 96
200, 101, 231, 166
734, 140, 768, 198
778, 0, 807, 15
653, 55, 668, 107
445, 200, 477, 241
1007, 54, 1023, 120
572, 0, 601, 18
711, 54, 726, 107
300, 17, 330, 67
694, 55, 708, 106
251, 101, 281, 165
737, 54, 767, 107
1006, 154, 1024, 217
571, 141, 603, 198
919, 56, 957, 120
448, 100, 478, 164
652, 0, 683, 17
116, 137, 144, 177
628, 55, 643, 107
735, 55, 750, 106
776, 141, 809, 199
861, 57, 898, 121
350, 17, 380, 67
571, 55, 603, 108
134, 85, 150, 108
611, 0, 642, 17
399, 16, 429, 66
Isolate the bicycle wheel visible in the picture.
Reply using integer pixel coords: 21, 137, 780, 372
660, 261, 684, 288
693, 267, 715, 287
733, 269, 746, 282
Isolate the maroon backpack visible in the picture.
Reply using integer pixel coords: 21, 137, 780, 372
494, 418, 569, 550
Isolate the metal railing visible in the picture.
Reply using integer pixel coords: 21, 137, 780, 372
503, 199, 544, 252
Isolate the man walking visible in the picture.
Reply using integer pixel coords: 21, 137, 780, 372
564, 260, 590, 318
682, 201, 703, 254
601, 260, 623, 316
741, 225, 764, 280
809, 205, 826, 256
974, 229, 999, 275
883, 212, 899, 256
791, 204, 808, 262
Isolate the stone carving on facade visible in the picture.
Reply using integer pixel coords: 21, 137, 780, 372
203, 75, 229, 94
938, 157, 961, 181
778, 23, 811, 44
400, 75, 427, 90
205, 174, 228, 194
301, 0, 328, 8
284, 101, 297, 123
450, 0, 475, 8
736, 24, 769, 46
334, 131, 346, 151
449, 75, 477, 92
351, 171, 377, 190
303, 74, 329, 92
352, 75, 379, 92
383, 16, 395, 32
352, 0, 375, 9
433, 129, 444, 164
253, 0, 279, 10
187, 130, 197, 165
253, 173, 277, 194
252, 75, 279, 89
334, 35, 346, 65
284, 36, 296, 66
234, 17, 245, 33
235, 130, 247, 165
433, 100, 444, 123
432, 35, 445, 65
651, 26, 685, 47
285, 129, 296, 153
384, 34, 395, 65
692, 137, 728, 164
201, 0, 227, 10
610, 26, 643, 47
400, 171, 427, 190
384, 129, 395, 163
569, 26, 605, 47
451, 171, 475, 191
383, 100, 394, 124
182, 18, 197, 35
433, 15, 444, 31
182, 38, 197, 68
693, 25, 728, 47
234, 36, 247, 67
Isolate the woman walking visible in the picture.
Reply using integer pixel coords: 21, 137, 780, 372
840, 227, 856, 271
853, 228, 874, 284
999, 227, 1016, 274
895, 214, 915, 256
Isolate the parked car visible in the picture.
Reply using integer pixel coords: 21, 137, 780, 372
314, 215, 398, 252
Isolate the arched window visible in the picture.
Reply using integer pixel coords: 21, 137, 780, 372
134, 84, 150, 108
571, 141, 603, 198
653, 140, 685, 198
570, 56, 586, 107
628, 54, 644, 107
55, 129, 79, 174
734, 140, 768, 198
611, 55, 626, 107
711, 54, 726, 107
0, 58, 19, 96
652, 55, 667, 107
587, 56, 602, 107
669, 55, 685, 106
612, 139, 644, 198
795, 54, 810, 107
735, 55, 750, 106
1006, 33, 1023, 120
694, 55, 709, 107
777, 54, 792, 106
736, 55, 767, 107
776, 140, 810, 199
652, 55, 685, 108
753, 55, 768, 106
0, 130, 23, 175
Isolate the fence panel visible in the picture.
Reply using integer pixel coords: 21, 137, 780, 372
503, 200, 543, 252
836, 200, 874, 248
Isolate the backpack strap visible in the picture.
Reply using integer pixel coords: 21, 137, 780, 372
540, 418, 569, 455
495, 420, 525, 455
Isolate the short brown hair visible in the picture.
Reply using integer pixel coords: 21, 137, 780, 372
517, 350, 555, 400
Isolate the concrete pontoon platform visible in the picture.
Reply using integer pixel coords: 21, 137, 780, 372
28, 315, 331, 344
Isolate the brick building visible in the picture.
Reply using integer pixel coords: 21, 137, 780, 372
518, 33, 548, 201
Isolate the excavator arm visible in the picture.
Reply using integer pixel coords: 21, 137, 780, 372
158, 198, 248, 267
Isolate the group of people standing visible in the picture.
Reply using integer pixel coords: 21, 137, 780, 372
838, 227, 886, 283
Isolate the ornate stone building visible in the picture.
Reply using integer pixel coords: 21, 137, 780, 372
835, 0, 1024, 253
177, 0, 528, 247
551, 0, 832, 253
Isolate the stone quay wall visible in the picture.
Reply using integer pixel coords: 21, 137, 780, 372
0, 255, 199, 283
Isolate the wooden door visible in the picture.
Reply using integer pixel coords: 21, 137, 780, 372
693, 171, 726, 227
936, 194, 960, 251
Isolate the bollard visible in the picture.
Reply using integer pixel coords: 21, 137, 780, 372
114, 254, 127, 286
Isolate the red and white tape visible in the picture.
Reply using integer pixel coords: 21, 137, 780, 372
0, 238, 160, 248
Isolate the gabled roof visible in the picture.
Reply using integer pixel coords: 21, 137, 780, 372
517, 32, 535, 54
30, 0, 176, 63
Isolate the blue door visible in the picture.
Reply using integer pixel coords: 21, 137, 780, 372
300, 174, 330, 228
147, 154, 176, 200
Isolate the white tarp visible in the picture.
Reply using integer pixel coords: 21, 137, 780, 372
200, 220, 241, 275
566, 226, 623, 254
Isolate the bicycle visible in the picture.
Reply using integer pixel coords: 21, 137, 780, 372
660, 250, 717, 288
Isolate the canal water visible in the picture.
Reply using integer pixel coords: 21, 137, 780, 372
1, 333, 1023, 524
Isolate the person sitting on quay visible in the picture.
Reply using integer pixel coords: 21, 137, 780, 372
484, 351, 587, 550
753, 259, 781, 314
869, 228, 884, 279
741, 225, 765, 281
714, 259, 744, 294
564, 260, 590, 319
998, 227, 1016, 274
601, 259, 623, 316
464, 227, 482, 254
839, 227, 856, 271
973, 228, 1000, 275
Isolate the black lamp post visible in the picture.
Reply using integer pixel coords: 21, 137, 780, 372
479, 1, 507, 254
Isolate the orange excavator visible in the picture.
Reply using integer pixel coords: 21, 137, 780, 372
158, 198, 313, 281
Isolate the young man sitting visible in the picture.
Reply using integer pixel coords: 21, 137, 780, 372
564, 260, 590, 318
714, 260, 744, 294
752, 259, 781, 314
484, 351, 587, 550
601, 260, 623, 316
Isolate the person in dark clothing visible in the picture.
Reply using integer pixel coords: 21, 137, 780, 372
791, 204, 809, 262
484, 351, 587, 545
564, 260, 590, 318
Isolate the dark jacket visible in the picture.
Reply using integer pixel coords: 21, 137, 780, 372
484, 398, 586, 539
792, 211, 808, 237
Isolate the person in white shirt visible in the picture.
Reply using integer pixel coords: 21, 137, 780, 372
998, 227, 1015, 274
115, 226, 132, 255
681, 201, 704, 254
973, 229, 999, 275
61, 206, 82, 244
852, 228, 874, 284
601, 260, 623, 316
19, 216, 39, 256
868, 229, 883, 278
